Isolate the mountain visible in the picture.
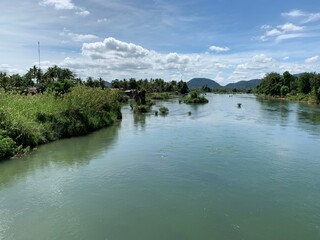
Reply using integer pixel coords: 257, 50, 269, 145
103, 81, 111, 87
187, 78, 262, 90
187, 78, 222, 89
225, 79, 262, 89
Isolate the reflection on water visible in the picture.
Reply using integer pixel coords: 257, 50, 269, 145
133, 112, 147, 130
256, 97, 320, 135
297, 104, 320, 136
0, 123, 120, 190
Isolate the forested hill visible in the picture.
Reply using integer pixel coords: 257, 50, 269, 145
187, 78, 261, 90
187, 78, 222, 89
225, 79, 262, 89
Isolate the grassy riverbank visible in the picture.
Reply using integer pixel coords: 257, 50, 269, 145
0, 86, 121, 160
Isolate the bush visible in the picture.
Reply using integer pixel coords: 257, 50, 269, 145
183, 91, 209, 104
159, 106, 169, 115
133, 104, 151, 113
150, 92, 171, 100
0, 131, 17, 160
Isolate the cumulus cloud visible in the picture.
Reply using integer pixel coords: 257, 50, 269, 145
39, 0, 90, 16
55, 37, 314, 84
82, 37, 151, 59
58, 37, 235, 81
209, 45, 230, 52
305, 56, 319, 64
228, 54, 276, 82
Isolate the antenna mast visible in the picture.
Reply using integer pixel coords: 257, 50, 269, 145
38, 41, 41, 83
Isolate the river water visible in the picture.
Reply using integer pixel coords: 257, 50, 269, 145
0, 94, 320, 240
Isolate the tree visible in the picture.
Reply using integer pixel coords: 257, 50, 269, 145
257, 72, 282, 96
298, 73, 312, 94
178, 80, 189, 94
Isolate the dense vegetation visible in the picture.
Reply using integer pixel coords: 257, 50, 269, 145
256, 71, 320, 103
111, 78, 189, 94
184, 91, 209, 104
112, 78, 189, 113
0, 66, 122, 160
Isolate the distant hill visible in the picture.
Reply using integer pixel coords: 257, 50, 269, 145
187, 78, 222, 89
103, 81, 111, 87
187, 78, 261, 90
225, 79, 262, 90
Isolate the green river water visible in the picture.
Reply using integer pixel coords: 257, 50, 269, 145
0, 94, 320, 240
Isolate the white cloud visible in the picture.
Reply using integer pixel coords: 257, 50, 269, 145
283, 56, 289, 60
97, 18, 108, 23
0, 64, 10, 68
261, 24, 272, 30
252, 54, 273, 63
305, 55, 319, 64
282, 10, 305, 18
278, 23, 304, 31
82, 37, 151, 59
59, 37, 238, 81
260, 21, 304, 42
60, 29, 98, 42
282, 9, 320, 23
209, 45, 230, 52
228, 54, 276, 82
265, 28, 282, 37
39, 0, 90, 16
275, 33, 305, 43
40, 0, 74, 10
76, 9, 90, 16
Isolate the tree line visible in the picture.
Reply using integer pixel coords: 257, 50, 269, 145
0, 65, 190, 95
0, 65, 106, 94
256, 71, 320, 102
111, 78, 189, 94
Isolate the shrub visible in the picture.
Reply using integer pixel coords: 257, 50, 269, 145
0, 131, 17, 160
159, 106, 169, 115
183, 91, 209, 104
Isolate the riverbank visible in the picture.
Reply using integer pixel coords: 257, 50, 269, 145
256, 93, 320, 105
0, 86, 122, 160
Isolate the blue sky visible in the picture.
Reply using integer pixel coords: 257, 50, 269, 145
1, 0, 319, 84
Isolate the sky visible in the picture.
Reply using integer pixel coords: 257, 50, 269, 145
1, 0, 320, 84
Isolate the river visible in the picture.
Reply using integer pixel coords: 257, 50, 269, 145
0, 94, 320, 240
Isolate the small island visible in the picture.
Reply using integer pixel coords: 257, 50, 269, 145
183, 91, 209, 104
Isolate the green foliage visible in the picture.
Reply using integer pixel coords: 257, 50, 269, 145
150, 92, 171, 100
0, 130, 17, 160
159, 106, 169, 115
299, 73, 312, 94
201, 84, 211, 92
179, 81, 189, 94
256, 71, 320, 103
183, 91, 209, 104
133, 104, 151, 113
0, 86, 122, 160
111, 78, 189, 94
280, 86, 289, 97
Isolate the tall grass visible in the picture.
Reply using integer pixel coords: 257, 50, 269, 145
0, 86, 121, 160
